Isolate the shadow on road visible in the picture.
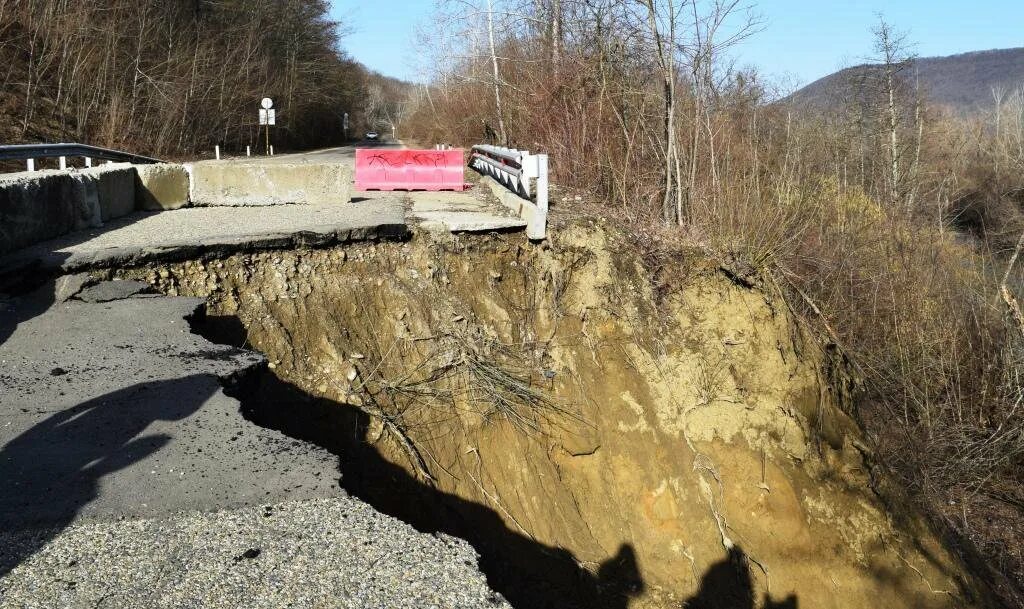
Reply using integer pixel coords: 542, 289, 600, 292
229, 368, 645, 609
0, 376, 218, 576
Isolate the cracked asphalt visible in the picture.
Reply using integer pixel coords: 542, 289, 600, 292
0, 280, 508, 608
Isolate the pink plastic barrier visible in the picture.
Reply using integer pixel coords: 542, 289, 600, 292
355, 148, 468, 191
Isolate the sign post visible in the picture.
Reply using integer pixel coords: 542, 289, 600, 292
259, 97, 275, 155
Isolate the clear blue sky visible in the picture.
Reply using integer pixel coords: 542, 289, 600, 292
330, 0, 1024, 88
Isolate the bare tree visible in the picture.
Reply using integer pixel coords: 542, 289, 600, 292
871, 16, 916, 209
639, 0, 682, 224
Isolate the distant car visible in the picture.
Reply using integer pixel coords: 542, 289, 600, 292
365, 131, 379, 141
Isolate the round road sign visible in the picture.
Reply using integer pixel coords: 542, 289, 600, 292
261, 97, 274, 109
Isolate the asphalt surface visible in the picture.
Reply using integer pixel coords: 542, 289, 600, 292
0, 498, 511, 609
0, 281, 508, 607
0, 200, 408, 275
0, 284, 340, 532
226, 140, 399, 164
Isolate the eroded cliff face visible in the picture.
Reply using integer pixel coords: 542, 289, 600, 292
115, 223, 982, 609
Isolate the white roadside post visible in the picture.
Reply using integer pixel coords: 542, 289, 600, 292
246, 145, 251, 157
215, 145, 221, 160
26, 159, 34, 172
59, 156, 67, 170
85, 157, 92, 168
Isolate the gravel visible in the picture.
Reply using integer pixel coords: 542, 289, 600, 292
0, 497, 511, 609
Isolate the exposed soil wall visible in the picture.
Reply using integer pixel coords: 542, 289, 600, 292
115, 224, 985, 609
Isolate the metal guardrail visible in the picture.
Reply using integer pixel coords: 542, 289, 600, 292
470, 144, 548, 204
0, 143, 165, 171
470, 144, 549, 239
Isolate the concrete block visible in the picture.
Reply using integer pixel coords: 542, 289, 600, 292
188, 161, 352, 206
0, 164, 141, 256
79, 164, 136, 221
0, 170, 97, 256
135, 163, 190, 211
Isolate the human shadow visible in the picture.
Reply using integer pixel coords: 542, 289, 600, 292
682, 546, 797, 609
229, 367, 645, 609
0, 375, 218, 576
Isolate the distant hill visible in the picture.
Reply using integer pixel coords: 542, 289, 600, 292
787, 47, 1024, 114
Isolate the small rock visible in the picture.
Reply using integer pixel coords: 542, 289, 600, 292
54, 273, 92, 303
233, 548, 261, 562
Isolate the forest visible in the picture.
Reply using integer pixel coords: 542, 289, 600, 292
0, 0, 401, 156
398, 1, 1024, 605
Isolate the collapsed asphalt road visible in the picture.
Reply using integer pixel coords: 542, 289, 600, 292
0, 278, 510, 608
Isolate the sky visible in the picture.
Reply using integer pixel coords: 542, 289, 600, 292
330, 0, 1024, 88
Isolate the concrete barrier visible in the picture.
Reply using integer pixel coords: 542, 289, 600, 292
135, 163, 190, 211
187, 161, 352, 206
0, 165, 137, 256
1, 159, 352, 256
81, 164, 136, 221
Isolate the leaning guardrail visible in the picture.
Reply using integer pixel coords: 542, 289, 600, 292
470, 144, 548, 240
0, 143, 165, 171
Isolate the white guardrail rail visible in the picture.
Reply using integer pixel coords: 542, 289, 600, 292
470, 144, 548, 240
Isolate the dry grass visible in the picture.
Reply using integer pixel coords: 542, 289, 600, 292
694, 177, 1024, 606
402, 8, 1024, 602
336, 304, 582, 484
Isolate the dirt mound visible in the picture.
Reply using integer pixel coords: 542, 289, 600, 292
116, 223, 987, 608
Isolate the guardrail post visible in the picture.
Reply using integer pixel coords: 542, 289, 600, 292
537, 154, 549, 214
529, 154, 549, 240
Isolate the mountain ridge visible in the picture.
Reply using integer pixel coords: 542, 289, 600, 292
787, 46, 1024, 113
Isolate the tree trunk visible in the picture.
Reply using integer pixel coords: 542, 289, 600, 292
642, 0, 678, 225
486, 0, 507, 145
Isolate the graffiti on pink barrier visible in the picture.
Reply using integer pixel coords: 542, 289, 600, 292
355, 148, 467, 192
